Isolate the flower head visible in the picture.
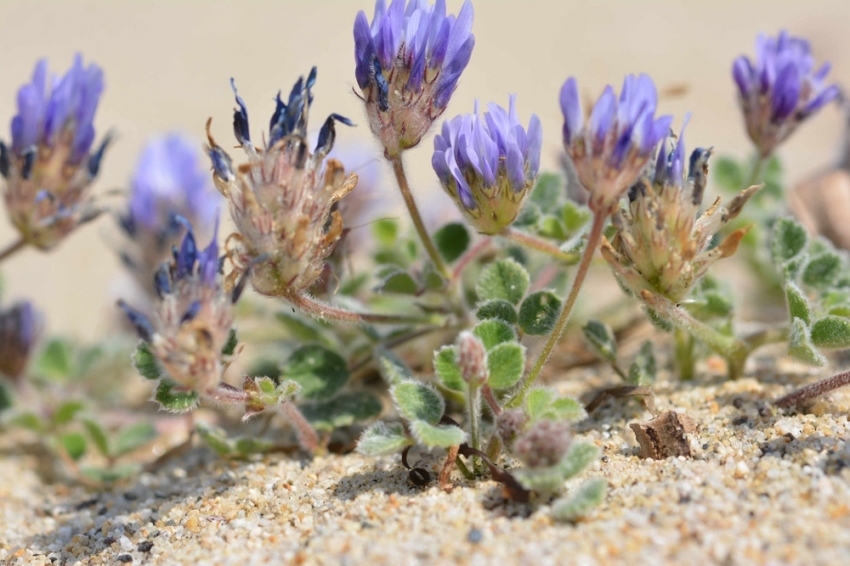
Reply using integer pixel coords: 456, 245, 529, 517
119, 221, 234, 396
601, 119, 759, 303
560, 74, 671, 216
733, 30, 840, 157
354, 0, 475, 156
0, 301, 42, 381
433, 96, 541, 234
0, 55, 109, 249
206, 68, 357, 298
120, 133, 220, 295
512, 419, 573, 468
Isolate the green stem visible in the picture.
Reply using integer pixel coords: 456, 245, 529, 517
499, 227, 580, 263
285, 292, 432, 325
0, 238, 26, 264
454, 454, 475, 480
507, 212, 607, 408
389, 155, 451, 281
674, 327, 696, 381
466, 385, 481, 474
746, 155, 767, 188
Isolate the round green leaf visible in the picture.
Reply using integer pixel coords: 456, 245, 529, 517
409, 420, 467, 448
391, 381, 444, 424
59, 431, 87, 460
476, 299, 518, 324
476, 259, 530, 305
582, 320, 617, 365
473, 319, 516, 350
487, 343, 526, 389
434, 346, 464, 391
357, 422, 413, 456
283, 345, 349, 400
772, 218, 808, 265
133, 343, 162, 380
299, 390, 383, 432
810, 316, 850, 349
154, 381, 200, 413
434, 222, 471, 263
519, 291, 563, 335
788, 317, 826, 366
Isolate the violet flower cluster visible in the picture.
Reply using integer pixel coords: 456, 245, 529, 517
120, 133, 221, 295
1, 55, 109, 249
560, 74, 672, 216
733, 30, 840, 157
432, 96, 542, 235
354, 0, 475, 156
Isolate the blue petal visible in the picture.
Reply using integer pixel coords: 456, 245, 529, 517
771, 63, 801, 120
733, 57, 753, 97
526, 114, 542, 177
588, 86, 616, 144
434, 35, 474, 108
354, 11, 377, 89
559, 77, 583, 145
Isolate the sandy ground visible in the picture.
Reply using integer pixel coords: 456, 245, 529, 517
0, 1, 849, 340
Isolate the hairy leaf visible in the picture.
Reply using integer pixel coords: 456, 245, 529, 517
810, 316, 850, 349
476, 299, 518, 324
476, 259, 530, 305
409, 419, 467, 448
283, 345, 349, 400
519, 291, 563, 335
487, 342, 525, 389
434, 222, 471, 263
392, 381, 444, 424
583, 320, 618, 365
356, 421, 413, 456
550, 477, 607, 521
300, 391, 383, 432
434, 346, 464, 392
473, 319, 516, 350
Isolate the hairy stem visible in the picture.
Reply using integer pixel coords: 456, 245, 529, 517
774, 369, 850, 408
466, 385, 482, 474
0, 238, 26, 264
389, 155, 451, 280
481, 385, 502, 416
746, 155, 767, 188
500, 227, 580, 263
285, 292, 431, 325
279, 400, 320, 452
674, 327, 696, 381
508, 212, 607, 408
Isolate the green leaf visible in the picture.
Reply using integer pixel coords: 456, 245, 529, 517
36, 338, 74, 381
788, 317, 827, 366
538, 216, 567, 241
153, 381, 200, 413
513, 464, 568, 494
133, 342, 162, 380
518, 290, 563, 335
525, 388, 586, 423
525, 388, 556, 421
275, 311, 332, 345
375, 348, 414, 385
810, 316, 850, 349
374, 269, 418, 294
476, 259, 530, 305
582, 320, 618, 365
391, 381, 444, 424
10, 411, 44, 432
113, 423, 157, 457
283, 345, 349, 400
530, 173, 563, 209
562, 201, 591, 234
233, 437, 275, 456
82, 419, 110, 458
646, 308, 673, 332
513, 202, 540, 228
627, 341, 656, 386
713, 156, 744, 193
476, 299, 518, 324
772, 218, 808, 265
52, 401, 85, 426
472, 319, 516, 350
785, 283, 812, 325
0, 381, 12, 413
559, 440, 600, 479
299, 390, 383, 432
487, 343, 525, 389
762, 155, 784, 199
434, 346, 464, 392
409, 419, 467, 448
221, 329, 238, 356
372, 218, 399, 247
802, 252, 842, 289
550, 477, 607, 522
59, 432, 87, 460
356, 421, 413, 456
195, 422, 233, 455
434, 222, 471, 263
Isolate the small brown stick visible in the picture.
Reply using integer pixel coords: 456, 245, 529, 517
439, 444, 460, 492
774, 369, 850, 408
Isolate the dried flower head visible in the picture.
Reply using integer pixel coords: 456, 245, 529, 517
120, 133, 220, 295
206, 68, 357, 298
512, 419, 573, 468
601, 119, 759, 303
354, 0, 475, 157
733, 30, 840, 158
432, 96, 541, 234
0, 301, 42, 381
0, 55, 109, 249
560, 74, 672, 216
495, 408, 528, 448
119, 221, 234, 396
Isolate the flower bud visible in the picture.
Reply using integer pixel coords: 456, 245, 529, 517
495, 408, 528, 448
457, 331, 487, 387
432, 96, 541, 234
1, 55, 109, 249
512, 419, 573, 468
354, 0, 475, 157
0, 301, 42, 381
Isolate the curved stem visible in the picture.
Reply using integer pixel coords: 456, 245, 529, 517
507, 212, 607, 408
746, 155, 767, 188
285, 292, 432, 325
389, 155, 451, 280
0, 238, 26, 264
452, 237, 492, 282
279, 400, 319, 452
775, 369, 850, 408
500, 227, 580, 263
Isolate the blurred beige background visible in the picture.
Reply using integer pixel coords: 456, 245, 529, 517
0, 0, 848, 341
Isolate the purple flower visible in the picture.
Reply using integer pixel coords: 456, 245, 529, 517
354, 0, 475, 156
0, 55, 109, 249
120, 134, 221, 295
560, 74, 671, 216
206, 68, 359, 297
0, 301, 41, 381
119, 220, 234, 397
432, 95, 541, 234
733, 30, 840, 157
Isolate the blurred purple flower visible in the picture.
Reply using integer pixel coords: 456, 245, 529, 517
560, 74, 671, 216
432, 95, 541, 234
0, 55, 109, 249
733, 30, 840, 157
354, 0, 475, 156
0, 301, 42, 381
